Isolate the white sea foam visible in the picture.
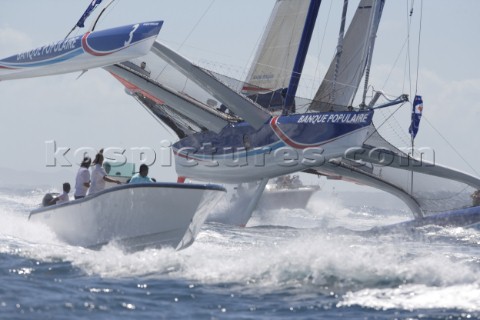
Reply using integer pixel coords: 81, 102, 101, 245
339, 284, 480, 311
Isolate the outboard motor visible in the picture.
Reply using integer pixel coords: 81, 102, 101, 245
42, 193, 57, 207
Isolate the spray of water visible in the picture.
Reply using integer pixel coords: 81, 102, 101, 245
2, 187, 480, 311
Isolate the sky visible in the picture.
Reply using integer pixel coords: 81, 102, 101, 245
0, 0, 479, 189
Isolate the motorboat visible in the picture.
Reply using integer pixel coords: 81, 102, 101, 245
259, 175, 320, 210
30, 183, 226, 251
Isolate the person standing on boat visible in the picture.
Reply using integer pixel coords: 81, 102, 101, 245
88, 150, 122, 195
129, 164, 154, 184
74, 156, 91, 199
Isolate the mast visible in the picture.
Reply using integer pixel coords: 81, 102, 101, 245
282, 0, 322, 115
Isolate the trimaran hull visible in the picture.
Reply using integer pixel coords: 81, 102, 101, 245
172, 111, 374, 183
368, 206, 480, 234
0, 21, 163, 81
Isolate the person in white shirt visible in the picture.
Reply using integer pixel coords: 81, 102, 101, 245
50, 182, 71, 205
88, 150, 122, 195
74, 156, 91, 199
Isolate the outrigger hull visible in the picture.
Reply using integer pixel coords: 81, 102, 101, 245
0, 21, 163, 81
368, 206, 480, 234
29, 183, 226, 251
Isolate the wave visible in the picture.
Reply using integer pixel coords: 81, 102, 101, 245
1, 186, 480, 312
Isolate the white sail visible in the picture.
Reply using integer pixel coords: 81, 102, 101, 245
242, 0, 312, 95
309, 0, 385, 112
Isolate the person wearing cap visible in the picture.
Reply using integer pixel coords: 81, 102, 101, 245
129, 164, 154, 184
88, 149, 122, 195
74, 156, 91, 199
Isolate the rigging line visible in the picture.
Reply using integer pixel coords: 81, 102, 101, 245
155, 0, 216, 81
312, 0, 334, 98
406, 0, 413, 98
133, 96, 177, 138
381, 38, 408, 89
241, 17, 266, 83
360, 0, 383, 108
422, 115, 480, 177
330, 0, 349, 105
371, 89, 405, 102
65, 0, 121, 39
364, 102, 407, 142
375, 105, 412, 148
177, 0, 216, 50
91, 0, 119, 32
414, 0, 423, 95
406, 0, 415, 193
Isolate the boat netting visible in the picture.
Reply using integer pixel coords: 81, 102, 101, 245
360, 127, 478, 215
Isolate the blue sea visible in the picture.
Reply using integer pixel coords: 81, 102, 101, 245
1, 186, 480, 319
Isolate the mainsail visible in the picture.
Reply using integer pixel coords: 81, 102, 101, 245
241, 0, 315, 112
243, 0, 311, 94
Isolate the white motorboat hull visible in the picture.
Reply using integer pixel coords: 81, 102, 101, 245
258, 186, 320, 210
207, 184, 319, 227
29, 183, 226, 251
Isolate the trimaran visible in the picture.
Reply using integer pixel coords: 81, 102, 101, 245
2, 0, 480, 230
104, 0, 480, 227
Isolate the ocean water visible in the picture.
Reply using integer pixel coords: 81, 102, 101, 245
1, 186, 480, 319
